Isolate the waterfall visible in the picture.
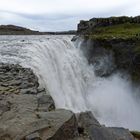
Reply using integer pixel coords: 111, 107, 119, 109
0, 35, 140, 130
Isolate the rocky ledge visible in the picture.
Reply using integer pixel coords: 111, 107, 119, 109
0, 64, 77, 140
0, 63, 138, 140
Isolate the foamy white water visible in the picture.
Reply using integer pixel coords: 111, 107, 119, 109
0, 35, 140, 130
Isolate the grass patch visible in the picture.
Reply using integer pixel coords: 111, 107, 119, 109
88, 23, 140, 40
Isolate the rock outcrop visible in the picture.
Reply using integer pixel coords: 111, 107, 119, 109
78, 16, 140, 34
77, 112, 135, 140
0, 64, 78, 140
79, 37, 140, 80
77, 16, 140, 81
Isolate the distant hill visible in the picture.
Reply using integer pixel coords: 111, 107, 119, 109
0, 25, 42, 35
0, 25, 76, 35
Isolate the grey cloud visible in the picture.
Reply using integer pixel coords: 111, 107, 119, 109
0, 1, 139, 32
0, 10, 75, 21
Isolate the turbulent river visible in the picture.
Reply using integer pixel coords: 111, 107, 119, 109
0, 35, 140, 130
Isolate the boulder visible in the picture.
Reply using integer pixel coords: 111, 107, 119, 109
71, 36, 79, 42
80, 39, 116, 76
37, 93, 55, 112
108, 127, 135, 140
78, 111, 135, 140
1, 92, 75, 140
0, 64, 78, 140
0, 84, 77, 140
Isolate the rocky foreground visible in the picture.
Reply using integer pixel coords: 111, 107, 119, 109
0, 63, 138, 140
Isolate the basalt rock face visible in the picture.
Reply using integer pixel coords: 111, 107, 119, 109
79, 38, 116, 76
77, 16, 140, 81
77, 112, 135, 140
79, 37, 140, 80
0, 63, 78, 140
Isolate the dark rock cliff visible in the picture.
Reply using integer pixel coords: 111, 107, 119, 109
77, 16, 140, 81
80, 37, 140, 81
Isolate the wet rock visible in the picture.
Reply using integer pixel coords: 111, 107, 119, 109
108, 127, 135, 140
9, 80, 22, 86
0, 64, 79, 140
20, 88, 38, 94
0, 63, 39, 95
37, 93, 55, 112
71, 35, 79, 42
25, 132, 41, 140
78, 111, 100, 127
34, 109, 78, 140
0, 102, 11, 115
72, 137, 90, 140
78, 111, 135, 140
0, 134, 12, 140
37, 88, 46, 94
0, 107, 78, 140
80, 39, 116, 76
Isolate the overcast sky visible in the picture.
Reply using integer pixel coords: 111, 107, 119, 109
0, 0, 139, 31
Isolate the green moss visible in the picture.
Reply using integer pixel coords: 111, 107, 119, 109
87, 23, 140, 40
130, 131, 140, 139
131, 72, 140, 82
134, 42, 140, 53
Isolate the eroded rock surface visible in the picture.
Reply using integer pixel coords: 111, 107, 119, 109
77, 112, 135, 140
0, 64, 78, 140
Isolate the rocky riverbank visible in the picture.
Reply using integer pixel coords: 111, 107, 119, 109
0, 63, 138, 140
0, 64, 77, 140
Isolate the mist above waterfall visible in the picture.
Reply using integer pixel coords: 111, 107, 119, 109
86, 73, 140, 130
0, 35, 140, 130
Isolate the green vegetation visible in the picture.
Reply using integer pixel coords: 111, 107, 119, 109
134, 41, 140, 53
88, 23, 140, 40
130, 131, 140, 139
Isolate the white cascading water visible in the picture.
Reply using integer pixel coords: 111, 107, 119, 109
0, 35, 140, 130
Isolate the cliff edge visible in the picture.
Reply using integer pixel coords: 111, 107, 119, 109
77, 16, 140, 81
